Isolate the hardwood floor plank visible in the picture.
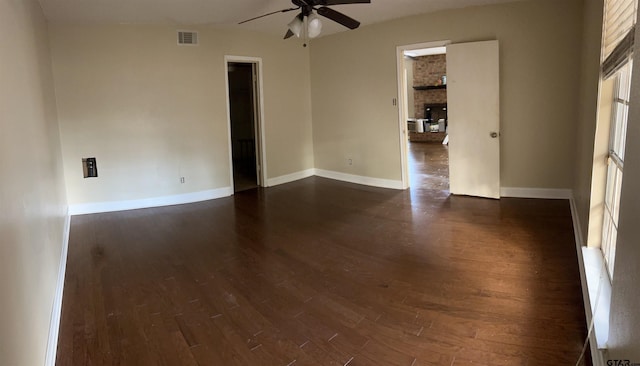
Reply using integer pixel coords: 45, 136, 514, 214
56, 144, 588, 365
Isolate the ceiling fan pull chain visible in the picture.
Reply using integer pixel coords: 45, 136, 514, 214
303, 15, 309, 47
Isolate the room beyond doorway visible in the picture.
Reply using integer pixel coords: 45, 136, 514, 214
402, 44, 450, 192
398, 40, 501, 198
226, 59, 264, 192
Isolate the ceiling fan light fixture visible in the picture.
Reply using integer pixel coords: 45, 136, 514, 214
308, 12, 322, 38
239, 0, 370, 45
288, 15, 303, 38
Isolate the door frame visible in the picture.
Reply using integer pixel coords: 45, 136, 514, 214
395, 40, 451, 189
224, 55, 268, 192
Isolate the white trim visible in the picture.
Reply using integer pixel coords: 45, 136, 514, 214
396, 48, 409, 190
582, 247, 612, 349
224, 57, 235, 193
224, 56, 268, 191
570, 198, 607, 366
569, 197, 585, 247
500, 187, 573, 199
45, 210, 71, 366
396, 40, 452, 190
315, 169, 404, 190
266, 169, 315, 187
68, 187, 232, 215
255, 61, 267, 186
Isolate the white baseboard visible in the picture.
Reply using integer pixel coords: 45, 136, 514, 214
69, 187, 233, 215
314, 169, 404, 190
45, 209, 71, 366
569, 198, 607, 366
500, 187, 573, 199
266, 169, 315, 187
569, 197, 585, 248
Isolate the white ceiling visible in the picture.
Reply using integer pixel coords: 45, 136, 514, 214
405, 47, 447, 57
39, 0, 531, 37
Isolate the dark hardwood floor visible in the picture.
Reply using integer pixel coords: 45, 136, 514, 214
408, 142, 449, 191
57, 161, 587, 365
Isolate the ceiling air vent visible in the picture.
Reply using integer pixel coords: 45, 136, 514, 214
177, 31, 198, 46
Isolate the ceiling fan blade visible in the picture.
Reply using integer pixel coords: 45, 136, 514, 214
317, 6, 361, 29
292, 0, 310, 7
239, 7, 299, 24
284, 29, 295, 39
320, 0, 370, 5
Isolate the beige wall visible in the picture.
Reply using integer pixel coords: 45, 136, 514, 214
573, 0, 605, 245
50, 24, 314, 205
310, 0, 583, 188
0, 0, 68, 365
405, 57, 415, 120
586, 77, 613, 247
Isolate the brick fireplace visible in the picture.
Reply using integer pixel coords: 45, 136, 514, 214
413, 54, 447, 119
409, 53, 447, 143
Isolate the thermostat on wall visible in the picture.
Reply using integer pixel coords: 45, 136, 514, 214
82, 157, 98, 178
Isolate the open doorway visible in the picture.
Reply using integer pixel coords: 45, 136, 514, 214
397, 40, 501, 198
402, 46, 450, 192
226, 58, 266, 193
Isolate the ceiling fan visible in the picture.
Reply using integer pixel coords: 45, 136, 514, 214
239, 0, 371, 46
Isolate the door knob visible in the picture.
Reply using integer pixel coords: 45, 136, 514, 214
490, 132, 499, 138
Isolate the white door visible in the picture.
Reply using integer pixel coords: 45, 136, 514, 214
446, 40, 500, 199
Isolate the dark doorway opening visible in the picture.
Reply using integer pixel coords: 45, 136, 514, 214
228, 62, 260, 192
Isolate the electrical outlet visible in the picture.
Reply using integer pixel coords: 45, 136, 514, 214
180, 177, 185, 184
347, 158, 353, 166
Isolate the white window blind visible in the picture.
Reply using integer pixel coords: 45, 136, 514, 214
604, 0, 637, 57
602, 0, 638, 78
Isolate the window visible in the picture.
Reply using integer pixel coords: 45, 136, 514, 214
601, 60, 632, 278
581, 0, 637, 351
598, 0, 637, 279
